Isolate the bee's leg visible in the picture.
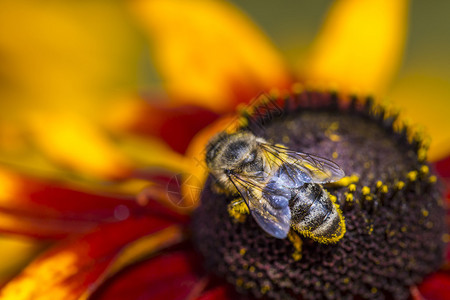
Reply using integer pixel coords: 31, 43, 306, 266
227, 198, 249, 223
210, 180, 236, 196
287, 230, 303, 261
210, 180, 226, 194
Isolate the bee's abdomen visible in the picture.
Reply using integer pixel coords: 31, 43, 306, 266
290, 184, 345, 243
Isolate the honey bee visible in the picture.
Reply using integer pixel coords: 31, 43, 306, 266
205, 131, 346, 243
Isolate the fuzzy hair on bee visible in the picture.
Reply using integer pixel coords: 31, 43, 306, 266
205, 130, 346, 242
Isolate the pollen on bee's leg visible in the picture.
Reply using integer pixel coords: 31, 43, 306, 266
193, 91, 446, 300
287, 230, 303, 261
328, 174, 359, 188
227, 198, 249, 222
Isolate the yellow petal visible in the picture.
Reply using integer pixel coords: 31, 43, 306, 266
387, 69, 450, 162
27, 111, 132, 180
0, 225, 183, 300
303, 0, 409, 95
0, 0, 140, 114
113, 134, 192, 174
0, 236, 42, 285
0, 1, 142, 180
130, 0, 291, 112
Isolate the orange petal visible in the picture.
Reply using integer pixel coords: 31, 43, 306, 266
0, 221, 183, 300
302, 0, 408, 95
130, 0, 292, 112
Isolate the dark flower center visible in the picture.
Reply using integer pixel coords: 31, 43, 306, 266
192, 91, 446, 300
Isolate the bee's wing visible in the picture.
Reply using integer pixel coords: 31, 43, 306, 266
260, 143, 345, 184
229, 173, 291, 239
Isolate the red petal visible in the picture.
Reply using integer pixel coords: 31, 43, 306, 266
91, 250, 204, 300
0, 170, 187, 239
0, 218, 184, 300
434, 155, 450, 179
418, 272, 450, 300
127, 102, 219, 153
196, 286, 240, 300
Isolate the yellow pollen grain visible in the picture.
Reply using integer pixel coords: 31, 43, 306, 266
288, 231, 303, 261
239, 248, 247, 256
417, 148, 427, 161
228, 199, 249, 222
348, 184, 356, 192
261, 285, 271, 294
345, 193, 354, 202
329, 194, 337, 203
329, 122, 339, 131
381, 185, 388, 193
237, 117, 248, 127
362, 186, 370, 195
442, 234, 450, 243
329, 133, 341, 142
282, 136, 290, 143
401, 226, 407, 232
407, 171, 418, 182
396, 181, 405, 190
371, 287, 378, 294
332, 151, 338, 159
429, 176, 437, 183
333, 175, 359, 187
343, 277, 350, 284
292, 252, 302, 261
420, 165, 429, 175
376, 181, 382, 188
422, 209, 429, 217
236, 278, 244, 287
249, 266, 256, 273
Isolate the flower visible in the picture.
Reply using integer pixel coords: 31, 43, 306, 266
194, 92, 446, 299
0, 0, 448, 299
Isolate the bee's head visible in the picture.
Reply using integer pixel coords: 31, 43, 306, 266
206, 131, 262, 175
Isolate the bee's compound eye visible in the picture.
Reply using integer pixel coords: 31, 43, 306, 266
224, 140, 250, 163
